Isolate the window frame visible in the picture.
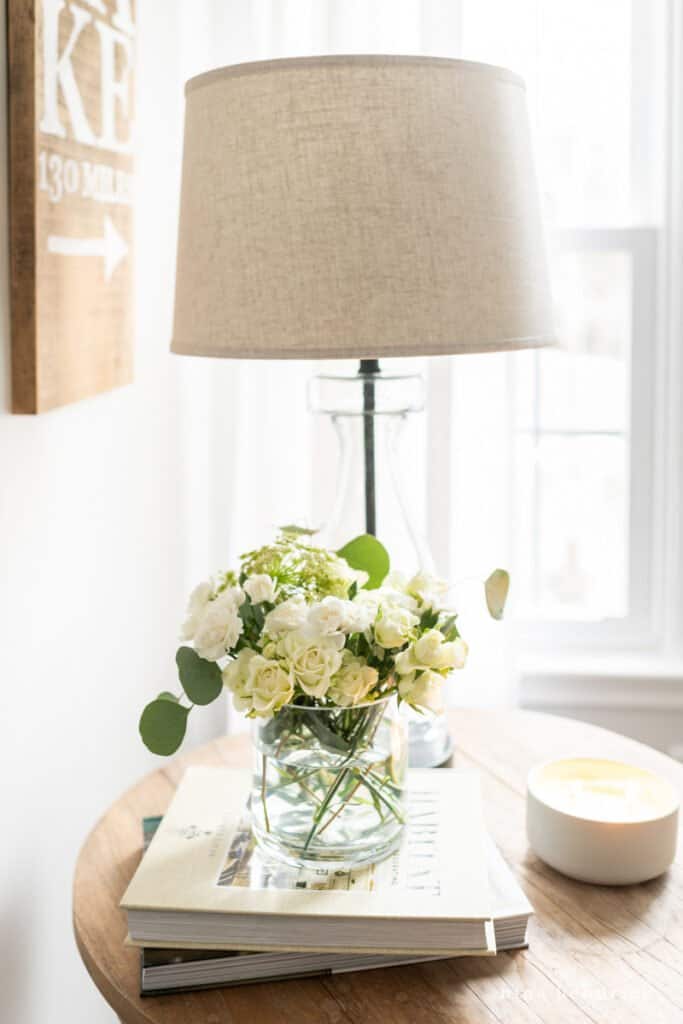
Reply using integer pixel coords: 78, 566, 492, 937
515, 225, 661, 653
426, 0, 683, 664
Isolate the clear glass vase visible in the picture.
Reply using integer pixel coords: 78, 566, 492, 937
310, 365, 454, 768
251, 696, 407, 869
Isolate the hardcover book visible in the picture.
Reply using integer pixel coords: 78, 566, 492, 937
122, 766, 495, 955
137, 820, 533, 995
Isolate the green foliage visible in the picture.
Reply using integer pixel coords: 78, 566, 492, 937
438, 613, 460, 642
139, 699, 189, 755
485, 569, 510, 620
157, 691, 179, 702
176, 646, 223, 705
238, 598, 266, 647
419, 607, 440, 630
337, 534, 390, 590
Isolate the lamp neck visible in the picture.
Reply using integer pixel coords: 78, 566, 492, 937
358, 359, 380, 535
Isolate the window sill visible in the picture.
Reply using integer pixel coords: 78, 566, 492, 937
518, 654, 683, 710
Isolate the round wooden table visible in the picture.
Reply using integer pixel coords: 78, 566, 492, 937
73, 710, 683, 1023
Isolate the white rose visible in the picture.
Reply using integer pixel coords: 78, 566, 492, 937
243, 573, 276, 605
374, 605, 418, 649
193, 597, 243, 661
279, 631, 343, 697
352, 590, 382, 621
342, 599, 377, 635
306, 596, 346, 636
180, 581, 212, 640
398, 670, 444, 713
307, 596, 363, 636
407, 571, 448, 610
214, 584, 245, 609
377, 584, 418, 612
246, 655, 294, 718
222, 648, 258, 713
328, 655, 378, 707
264, 596, 308, 636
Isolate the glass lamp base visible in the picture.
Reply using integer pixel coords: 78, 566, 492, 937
407, 713, 454, 769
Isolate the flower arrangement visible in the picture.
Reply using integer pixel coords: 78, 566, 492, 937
138, 529, 506, 757
138, 529, 508, 864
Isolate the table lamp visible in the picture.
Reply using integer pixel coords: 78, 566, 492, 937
171, 54, 553, 764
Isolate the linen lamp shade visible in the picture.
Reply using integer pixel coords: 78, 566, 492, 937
172, 55, 553, 359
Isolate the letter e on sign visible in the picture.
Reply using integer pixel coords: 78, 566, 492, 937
8, 0, 136, 413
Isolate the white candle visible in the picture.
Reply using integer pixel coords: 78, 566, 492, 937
527, 758, 679, 885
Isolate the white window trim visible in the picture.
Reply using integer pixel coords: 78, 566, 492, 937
519, 0, 683, 698
517, 226, 660, 654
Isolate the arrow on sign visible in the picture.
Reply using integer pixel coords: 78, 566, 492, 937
47, 215, 128, 282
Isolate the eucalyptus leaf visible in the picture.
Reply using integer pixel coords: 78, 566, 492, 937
139, 699, 189, 755
157, 691, 179, 703
337, 534, 390, 590
176, 646, 223, 705
279, 524, 318, 537
485, 568, 510, 620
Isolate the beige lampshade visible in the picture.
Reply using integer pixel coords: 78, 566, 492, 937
172, 55, 553, 360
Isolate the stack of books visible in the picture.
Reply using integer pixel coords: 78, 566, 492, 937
121, 766, 532, 995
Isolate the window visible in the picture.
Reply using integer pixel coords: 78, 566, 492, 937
428, 0, 676, 655
189, 0, 682, 673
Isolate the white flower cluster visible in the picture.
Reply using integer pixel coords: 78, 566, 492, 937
180, 560, 467, 719
181, 581, 245, 661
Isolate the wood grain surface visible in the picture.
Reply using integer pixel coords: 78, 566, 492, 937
73, 710, 683, 1023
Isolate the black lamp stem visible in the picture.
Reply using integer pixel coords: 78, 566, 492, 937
359, 358, 380, 536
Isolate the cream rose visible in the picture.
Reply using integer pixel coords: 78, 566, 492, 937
328, 655, 378, 707
222, 648, 258, 713
407, 571, 448, 610
395, 631, 468, 675
448, 637, 468, 670
243, 573, 276, 605
193, 595, 243, 661
398, 669, 444, 713
245, 655, 294, 718
263, 596, 308, 636
374, 605, 419, 649
180, 580, 213, 641
279, 631, 343, 697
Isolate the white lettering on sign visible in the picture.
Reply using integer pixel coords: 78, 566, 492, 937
39, 0, 135, 153
40, 0, 97, 145
95, 21, 133, 152
47, 215, 128, 281
38, 148, 133, 206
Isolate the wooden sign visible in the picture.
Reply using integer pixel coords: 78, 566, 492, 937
8, 0, 135, 414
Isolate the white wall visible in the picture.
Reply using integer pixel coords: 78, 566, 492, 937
0, 3, 221, 1020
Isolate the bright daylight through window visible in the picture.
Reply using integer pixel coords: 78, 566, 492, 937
455, 0, 670, 643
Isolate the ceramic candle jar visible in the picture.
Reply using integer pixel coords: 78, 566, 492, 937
527, 758, 679, 885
